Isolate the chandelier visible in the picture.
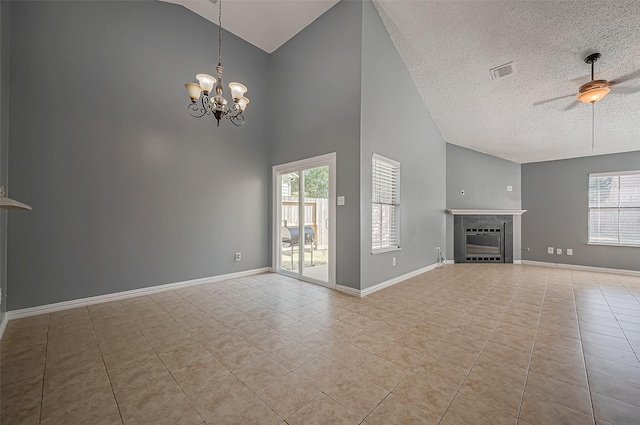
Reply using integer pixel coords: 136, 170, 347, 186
184, 0, 249, 126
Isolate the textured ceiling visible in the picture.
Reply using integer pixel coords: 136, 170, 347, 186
168, 0, 640, 163
374, 0, 640, 163
162, 0, 338, 53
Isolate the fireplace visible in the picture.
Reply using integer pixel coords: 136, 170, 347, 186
454, 215, 513, 263
465, 226, 503, 262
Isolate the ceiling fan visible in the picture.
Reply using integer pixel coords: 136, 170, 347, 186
534, 53, 640, 109
534, 53, 640, 150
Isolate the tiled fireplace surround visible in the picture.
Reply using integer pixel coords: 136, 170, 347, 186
447, 209, 525, 265
454, 215, 514, 264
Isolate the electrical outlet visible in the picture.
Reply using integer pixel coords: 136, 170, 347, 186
547, 247, 554, 254
557, 248, 562, 255
567, 249, 573, 256
235, 252, 241, 261
392, 257, 396, 266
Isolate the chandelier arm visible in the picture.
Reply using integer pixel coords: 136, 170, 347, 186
202, 94, 214, 115
187, 94, 215, 118
229, 114, 245, 126
228, 103, 241, 117
187, 102, 207, 118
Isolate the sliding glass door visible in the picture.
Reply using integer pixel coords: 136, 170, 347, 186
274, 154, 335, 288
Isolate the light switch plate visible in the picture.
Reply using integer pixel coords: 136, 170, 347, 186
337, 196, 345, 206
567, 249, 573, 256
507, 186, 513, 192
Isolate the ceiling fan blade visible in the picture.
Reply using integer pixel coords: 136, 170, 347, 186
564, 100, 581, 111
609, 69, 640, 85
610, 86, 640, 95
533, 93, 576, 106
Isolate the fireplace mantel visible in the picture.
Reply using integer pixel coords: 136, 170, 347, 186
446, 209, 527, 216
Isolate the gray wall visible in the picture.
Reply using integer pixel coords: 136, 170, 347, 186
445, 143, 521, 260
522, 151, 640, 271
269, 0, 363, 289
359, 1, 446, 290
7, 1, 271, 310
446, 144, 521, 210
0, 1, 9, 321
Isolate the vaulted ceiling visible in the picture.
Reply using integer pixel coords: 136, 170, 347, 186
166, 0, 640, 163
162, 0, 339, 53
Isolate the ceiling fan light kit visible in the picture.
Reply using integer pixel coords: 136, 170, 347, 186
184, 0, 249, 127
577, 85, 611, 104
576, 53, 612, 104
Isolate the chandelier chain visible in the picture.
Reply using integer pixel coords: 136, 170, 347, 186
218, 0, 222, 66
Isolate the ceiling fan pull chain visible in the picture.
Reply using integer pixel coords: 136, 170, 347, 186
592, 102, 595, 152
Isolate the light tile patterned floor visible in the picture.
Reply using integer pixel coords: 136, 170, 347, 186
1, 264, 640, 425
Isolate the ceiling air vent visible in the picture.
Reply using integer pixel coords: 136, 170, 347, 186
490, 62, 515, 80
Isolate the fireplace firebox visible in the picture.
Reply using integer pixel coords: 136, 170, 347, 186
454, 215, 513, 263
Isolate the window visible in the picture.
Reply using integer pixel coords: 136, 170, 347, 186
372, 154, 400, 252
589, 171, 640, 246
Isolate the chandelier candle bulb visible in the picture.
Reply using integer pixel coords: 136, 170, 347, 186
195, 74, 216, 94
237, 96, 250, 111
184, 83, 202, 102
229, 82, 247, 100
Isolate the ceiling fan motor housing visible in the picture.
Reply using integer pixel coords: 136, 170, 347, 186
579, 79, 610, 93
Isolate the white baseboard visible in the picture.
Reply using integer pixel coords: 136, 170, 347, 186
337, 263, 440, 297
0, 314, 8, 341
335, 285, 360, 296
5, 267, 271, 323
443, 260, 523, 265
362, 263, 440, 297
521, 260, 640, 277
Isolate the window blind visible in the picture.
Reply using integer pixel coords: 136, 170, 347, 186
372, 154, 400, 252
589, 171, 640, 246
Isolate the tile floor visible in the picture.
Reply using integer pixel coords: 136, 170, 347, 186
1, 264, 640, 425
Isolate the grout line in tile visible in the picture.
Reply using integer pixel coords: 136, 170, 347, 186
516, 267, 551, 420
92, 304, 126, 425
37, 314, 51, 425
579, 269, 627, 424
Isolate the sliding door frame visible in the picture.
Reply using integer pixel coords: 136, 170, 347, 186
272, 153, 336, 289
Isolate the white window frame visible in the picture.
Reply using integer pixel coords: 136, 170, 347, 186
588, 170, 640, 248
372, 153, 401, 254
